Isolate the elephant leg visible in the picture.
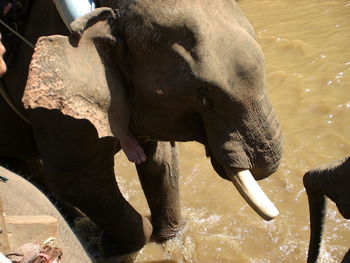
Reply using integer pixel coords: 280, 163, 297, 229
304, 158, 350, 262
136, 141, 183, 241
303, 183, 327, 263
29, 109, 152, 255
342, 249, 350, 263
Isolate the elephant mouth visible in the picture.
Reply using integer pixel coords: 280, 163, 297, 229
225, 168, 279, 221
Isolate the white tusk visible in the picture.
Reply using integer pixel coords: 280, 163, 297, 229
227, 169, 279, 221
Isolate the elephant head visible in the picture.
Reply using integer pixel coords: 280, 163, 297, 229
303, 157, 350, 263
23, 1, 282, 220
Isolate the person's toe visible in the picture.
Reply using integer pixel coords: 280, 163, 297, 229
134, 155, 141, 164
140, 153, 146, 163
3, 3, 12, 16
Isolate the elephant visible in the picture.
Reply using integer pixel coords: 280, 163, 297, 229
0, 0, 283, 256
303, 157, 350, 263
0, 165, 92, 263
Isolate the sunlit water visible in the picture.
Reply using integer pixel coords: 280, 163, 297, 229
113, 1, 350, 262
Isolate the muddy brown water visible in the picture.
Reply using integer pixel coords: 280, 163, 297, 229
113, 1, 350, 262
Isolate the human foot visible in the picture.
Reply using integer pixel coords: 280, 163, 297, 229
0, 0, 16, 20
0, 35, 6, 76
3, 2, 12, 15
119, 133, 146, 164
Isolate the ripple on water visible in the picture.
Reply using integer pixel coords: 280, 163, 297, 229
278, 38, 315, 56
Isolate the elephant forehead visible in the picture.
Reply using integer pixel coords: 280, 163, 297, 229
121, 0, 262, 93
121, 0, 255, 36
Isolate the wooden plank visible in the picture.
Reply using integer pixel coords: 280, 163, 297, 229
0, 199, 10, 253
5, 215, 58, 250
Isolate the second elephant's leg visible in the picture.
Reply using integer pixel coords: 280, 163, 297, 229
342, 249, 350, 263
30, 109, 152, 255
136, 141, 183, 241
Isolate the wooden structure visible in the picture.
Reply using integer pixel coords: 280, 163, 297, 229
0, 199, 58, 254
0, 200, 10, 253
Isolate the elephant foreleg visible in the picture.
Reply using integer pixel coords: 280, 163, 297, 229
30, 109, 152, 255
136, 141, 183, 241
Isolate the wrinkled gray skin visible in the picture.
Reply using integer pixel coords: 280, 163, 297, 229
303, 157, 350, 263
0, 0, 282, 256
0, 166, 92, 263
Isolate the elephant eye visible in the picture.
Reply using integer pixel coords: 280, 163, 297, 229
195, 88, 213, 107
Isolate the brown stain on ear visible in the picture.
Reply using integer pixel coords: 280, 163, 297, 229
23, 35, 113, 139
22, 8, 128, 139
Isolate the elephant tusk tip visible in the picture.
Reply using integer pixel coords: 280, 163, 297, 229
261, 207, 279, 221
227, 169, 280, 221
249, 199, 279, 221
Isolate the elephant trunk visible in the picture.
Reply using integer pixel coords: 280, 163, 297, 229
206, 94, 282, 221
303, 171, 327, 263
243, 93, 283, 181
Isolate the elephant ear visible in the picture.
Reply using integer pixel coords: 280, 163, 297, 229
23, 7, 125, 138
